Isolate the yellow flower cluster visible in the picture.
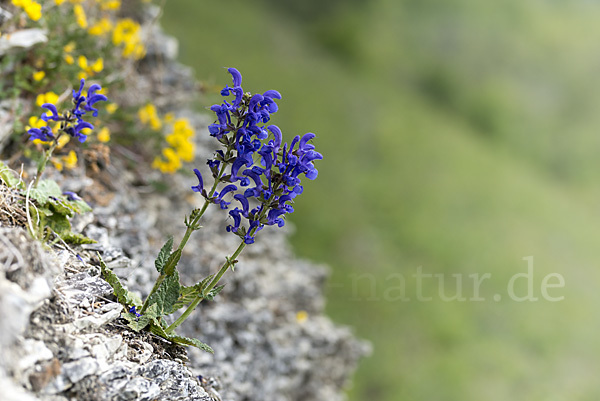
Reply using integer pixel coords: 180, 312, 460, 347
35, 91, 59, 107
112, 19, 145, 60
11, 0, 42, 21
138, 104, 162, 131
73, 4, 87, 29
51, 150, 78, 171
88, 17, 112, 36
97, 0, 120, 10
150, 116, 196, 174
63, 42, 76, 64
77, 55, 103, 80
165, 119, 195, 163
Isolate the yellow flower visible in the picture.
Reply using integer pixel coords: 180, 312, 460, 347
163, 119, 195, 162
35, 91, 59, 107
12, 0, 42, 21
152, 148, 181, 174
172, 119, 194, 137
97, 127, 110, 143
91, 57, 103, 73
77, 55, 87, 69
63, 42, 76, 53
88, 17, 112, 36
62, 150, 78, 170
105, 103, 118, 114
27, 116, 45, 130
138, 104, 162, 131
296, 310, 308, 323
73, 4, 87, 29
113, 18, 145, 60
77, 55, 103, 77
24, 1, 42, 21
64, 54, 75, 65
56, 134, 70, 149
79, 127, 92, 137
51, 159, 64, 171
100, 0, 120, 10
55, 0, 65, 4
32, 70, 45, 81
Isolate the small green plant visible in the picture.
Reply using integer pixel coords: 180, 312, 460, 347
101, 68, 322, 351
0, 160, 93, 243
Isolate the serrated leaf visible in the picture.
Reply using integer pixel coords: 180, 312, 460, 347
148, 320, 170, 337
168, 335, 214, 353
145, 270, 181, 317
69, 199, 92, 214
59, 232, 97, 244
99, 257, 142, 308
37, 206, 53, 217
45, 213, 71, 234
29, 179, 62, 204
197, 274, 214, 292
123, 312, 151, 332
143, 303, 160, 319
172, 284, 200, 311
204, 284, 225, 301
155, 236, 173, 274
48, 197, 77, 217
163, 249, 182, 276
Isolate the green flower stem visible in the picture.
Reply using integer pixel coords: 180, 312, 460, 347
32, 139, 59, 188
140, 164, 227, 314
164, 200, 271, 334
165, 239, 247, 334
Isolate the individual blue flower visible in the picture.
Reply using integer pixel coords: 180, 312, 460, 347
63, 191, 81, 201
41, 103, 61, 122
191, 169, 204, 193
129, 306, 141, 318
28, 126, 55, 142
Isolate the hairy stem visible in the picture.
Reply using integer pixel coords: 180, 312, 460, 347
165, 239, 247, 334
32, 140, 59, 188
140, 164, 227, 314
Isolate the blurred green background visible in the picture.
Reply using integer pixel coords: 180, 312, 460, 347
161, 1, 600, 400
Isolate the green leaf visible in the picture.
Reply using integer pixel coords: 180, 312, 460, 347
59, 232, 97, 245
123, 312, 152, 332
172, 284, 200, 311
163, 249, 182, 276
148, 320, 170, 337
69, 199, 92, 214
48, 197, 77, 217
45, 213, 71, 235
0, 162, 24, 189
168, 335, 214, 353
99, 257, 142, 308
28, 179, 62, 204
204, 284, 225, 301
155, 236, 174, 274
145, 270, 181, 317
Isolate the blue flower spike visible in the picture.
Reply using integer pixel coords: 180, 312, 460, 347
193, 67, 322, 245
28, 78, 108, 144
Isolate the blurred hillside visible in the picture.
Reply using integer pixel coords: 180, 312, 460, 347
161, 1, 600, 400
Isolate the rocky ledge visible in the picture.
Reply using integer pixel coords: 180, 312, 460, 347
0, 9, 369, 401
